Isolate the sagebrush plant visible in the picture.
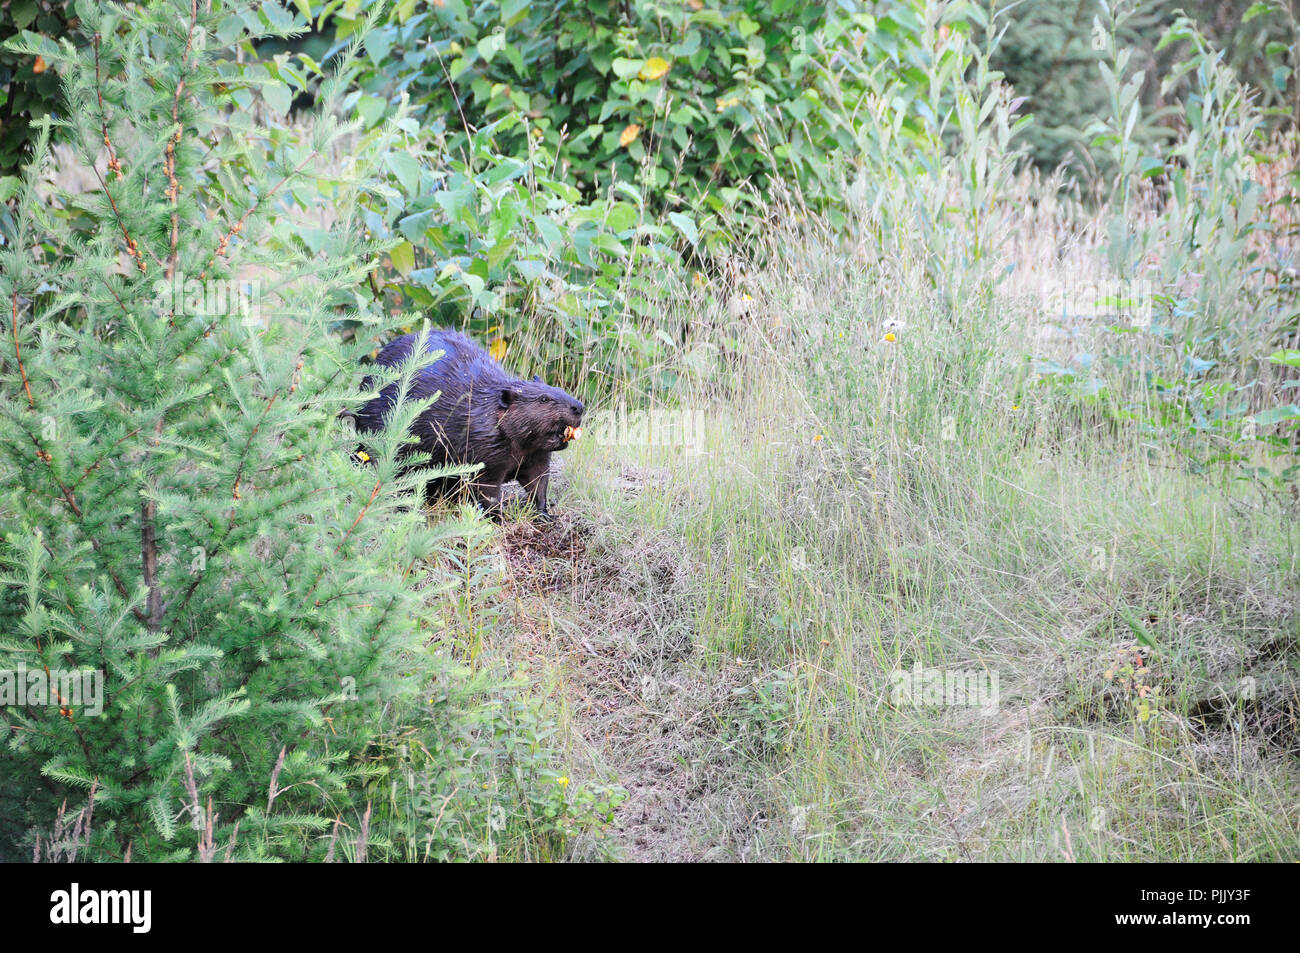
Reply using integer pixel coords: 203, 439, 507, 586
0, 0, 614, 861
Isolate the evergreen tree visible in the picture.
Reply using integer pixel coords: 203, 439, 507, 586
0, 0, 475, 860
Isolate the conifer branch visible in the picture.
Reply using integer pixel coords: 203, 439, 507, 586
72, 426, 143, 490
229, 390, 280, 504
160, 385, 288, 634
165, 1, 200, 281
96, 273, 130, 315
91, 34, 123, 181
202, 150, 320, 276
13, 290, 145, 622
92, 33, 159, 274
334, 481, 383, 556
11, 292, 34, 408
140, 416, 166, 636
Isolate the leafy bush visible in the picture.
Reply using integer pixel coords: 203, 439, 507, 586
348, 113, 685, 384
309, 0, 953, 386
1078, 10, 1299, 472
0, 0, 73, 178
987, 0, 1300, 174
341, 0, 930, 226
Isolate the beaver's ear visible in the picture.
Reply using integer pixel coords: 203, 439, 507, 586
498, 387, 518, 409
532, 374, 542, 383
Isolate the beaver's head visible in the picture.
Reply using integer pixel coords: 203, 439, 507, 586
497, 376, 585, 453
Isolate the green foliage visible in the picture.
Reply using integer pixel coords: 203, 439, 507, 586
366, 672, 625, 861
1, 0, 1296, 864
0, 0, 604, 861
350, 114, 684, 383
309, 0, 984, 386
1068, 9, 1299, 480
341, 0, 932, 226
729, 667, 799, 757
0, 0, 73, 178
988, 0, 1300, 174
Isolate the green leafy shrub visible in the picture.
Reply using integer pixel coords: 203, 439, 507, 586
348, 113, 684, 385
0, 0, 74, 179
1072, 10, 1299, 475
340, 0, 928, 228
308, 0, 948, 387
987, 0, 1300, 174
366, 671, 625, 861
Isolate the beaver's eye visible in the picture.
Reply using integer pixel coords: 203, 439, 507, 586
540, 395, 551, 403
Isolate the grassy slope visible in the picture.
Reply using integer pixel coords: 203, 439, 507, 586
467, 234, 1299, 862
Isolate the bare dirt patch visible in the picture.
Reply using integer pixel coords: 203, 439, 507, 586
492, 500, 766, 860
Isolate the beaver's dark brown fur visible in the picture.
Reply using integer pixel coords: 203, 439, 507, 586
355, 329, 584, 520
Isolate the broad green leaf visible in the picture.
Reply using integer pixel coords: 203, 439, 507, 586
385, 151, 423, 196
612, 57, 644, 80
356, 94, 387, 128
1266, 349, 1300, 368
263, 81, 291, 115
606, 203, 638, 232
668, 211, 698, 246
1252, 405, 1300, 426
390, 240, 415, 276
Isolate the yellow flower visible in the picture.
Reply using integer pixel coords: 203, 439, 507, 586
556, 776, 570, 787
639, 57, 670, 81
356, 451, 371, 463
813, 434, 823, 442
619, 124, 641, 148
715, 95, 741, 112
884, 332, 896, 343
489, 337, 509, 362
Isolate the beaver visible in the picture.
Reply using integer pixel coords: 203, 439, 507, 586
354, 329, 584, 521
